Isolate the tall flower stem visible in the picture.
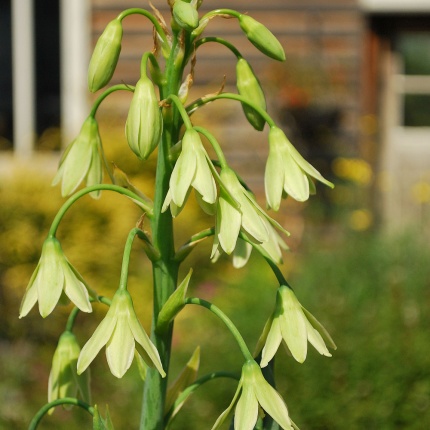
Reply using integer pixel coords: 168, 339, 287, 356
140, 32, 186, 430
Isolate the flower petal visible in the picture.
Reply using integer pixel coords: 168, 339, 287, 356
305, 319, 332, 357
87, 143, 103, 199
77, 311, 117, 374
61, 138, 93, 197
37, 250, 64, 318
261, 316, 282, 367
192, 148, 217, 204
279, 288, 307, 363
211, 379, 243, 430
218, 197, 242, 254
281, 150, 309, 202
254, 373, 292, 430
232, 238, 253, 269
170, 134, 197, 207
62, 262, 92, 313
288, 143, 334, 188
265, 141, 285, 211
235, 384, 259, 430
302, 306, 337, 350
128, 314, 166, 377
19, 266, 40, 318
105, 314, 135, 378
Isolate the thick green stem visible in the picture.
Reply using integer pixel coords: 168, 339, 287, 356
140, 34, 184, 430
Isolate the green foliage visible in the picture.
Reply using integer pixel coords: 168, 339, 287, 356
3, 167, 430, 429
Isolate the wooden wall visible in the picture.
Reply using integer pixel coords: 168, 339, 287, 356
90, 0, 365, 217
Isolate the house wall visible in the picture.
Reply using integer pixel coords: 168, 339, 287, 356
90, 0, 365, 202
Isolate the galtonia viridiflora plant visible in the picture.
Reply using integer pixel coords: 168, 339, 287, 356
20, 1, 336, 429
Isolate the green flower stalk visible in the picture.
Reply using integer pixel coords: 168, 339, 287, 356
48, 331, 91, 413
236, 58, 267, 131
238, 14, 286, 62
52, 115, 104, 199
173, 0, 199, 31
212, 360, 293, 430
77, 289, 165, 379
125, 72, 163, 160
162, 128, 217, 215
265, 126, 334, 209
260, 286, 336, 365
88, 19, 123, 92
19, 237, 93, 318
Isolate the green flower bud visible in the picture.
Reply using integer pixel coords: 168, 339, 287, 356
125, 75, 163, 160
236, 58, 267, 131
173, 0, 199, 31
238, 15, 285, 62
48, 331, 91, 413
88, 19, 123, 92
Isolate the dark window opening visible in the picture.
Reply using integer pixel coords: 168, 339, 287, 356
0, 0, 12, 149
35, 0, 61, 150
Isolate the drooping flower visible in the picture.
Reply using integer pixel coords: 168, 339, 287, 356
236, 57, 267, 131
88, 19, 123, 92
265, 126, 334, 210
52, 116, 104, 199
19, 237, 93, 318
212, 360, 293, 430
238, 14, 286, 62
125, 74, 163, 160
260, 285, 336, 366
162, 128, 217, 215
211, 167, 288, 259
77, 289, 165, 379
48, 331, 91, 413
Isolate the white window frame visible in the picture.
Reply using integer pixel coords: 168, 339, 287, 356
9, 0, 89, 161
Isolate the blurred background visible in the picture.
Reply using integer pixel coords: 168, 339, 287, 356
1, 0, 430, 428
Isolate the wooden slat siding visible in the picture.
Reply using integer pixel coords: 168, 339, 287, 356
90, 0, 364, 196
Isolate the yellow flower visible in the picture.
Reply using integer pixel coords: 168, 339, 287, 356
260, 286, 336, 365
52, 116, 103, 199
211, 167, 288, 258
19, 237, 93, 318
77, 289, 165, 379
163, 129, 217, 215
212, 360, 293, 430
265, 126, 334, 210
